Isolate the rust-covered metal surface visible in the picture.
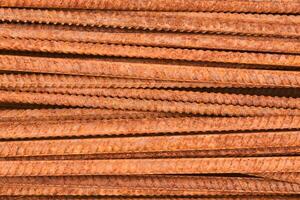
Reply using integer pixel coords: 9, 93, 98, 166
0, 1, 299, 199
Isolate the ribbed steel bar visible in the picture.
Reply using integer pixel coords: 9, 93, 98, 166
253, 173, 300, 184
0, 157, 298, 176
0, 131, 298, 158
1, 0, 300, 13
0, 115, 299, 139
1, 196, 299, 200
0, 108, 174, 122
0, 73, 236, 90
2, 146, 299, 160
0, 175, 299, 196
15, 87, 300, 109
1, 23, 300, 54
2, 37, 300, 67
0, 9, 299, 37
1, 90, 299, 116
1, 55, 300, 88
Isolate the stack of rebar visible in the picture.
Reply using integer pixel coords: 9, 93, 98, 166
0, 0, 299, 199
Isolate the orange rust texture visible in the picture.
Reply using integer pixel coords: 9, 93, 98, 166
1, 0, 300, 13
0, 115, 300, 139
7, 87, 300, 109
1, 90, 300, 116
1, 9, 300, 37
2, 37, 300, 66
1, 55, 300, 88
0, 3, 299, 198
0, 73, 229, 89
0, 175, 299, 196
2, 147, 299, 160
252, 172, 300, 185
0, 131, 298, 158
1, 23, 300, 54
0, 157, 298, 176
1, 197, 299, 200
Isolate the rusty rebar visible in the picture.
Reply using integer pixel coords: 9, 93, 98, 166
1, 195, 298, 200
0, 157, 298, 176
2, 37, 300, 67
0, 196, 298, 200
0, 115, 299, 139
0, 9, 299, 37
253, 173, 300, 185
1, 23, 300, 54
1, 90, 300, 116
1, 0, 300, 13
14, 87, 300, 110
0, 73, 234, 90
0, 131, 298, 158
0, 108, 175, 122
1, 55, 300, 88
2, 146, 299, 160
0, 3, 299, 199
0, 73, 271, 89
0, 175, 299, 196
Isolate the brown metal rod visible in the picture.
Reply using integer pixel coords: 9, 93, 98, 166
2, 146, 299, 160
1, 90, 299, 116
1, 55, 300, 88
0, 131, 298, 158
0, 108, 175, 122
1, 0, 300, 14
0, 9, 299, 37
0, 157, 298, 176
2, 37, 300, 67
14, 87, 300, 110
0, 115, 299, 139
0, 175, 299, 196
1, 23, 300, 54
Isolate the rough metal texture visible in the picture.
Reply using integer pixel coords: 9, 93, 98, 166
0, 108, 177, 122
0, 157, 298, 176
2, 37, 300, 67
1, 0, 300, 13
1, 197, 299, 200
0, 175, 299, 196
1, 55, 300, 88
0, 131, 298, 158
0, 115, 299, 139
13, 87, 300, 109
2, 23, 300, 54
253, 172, 300, 185
0, 3, 299, 198
0, 73, 234, 89
3, 147, 299, 160
1, 90, 300, 116
0, 9, 300, 37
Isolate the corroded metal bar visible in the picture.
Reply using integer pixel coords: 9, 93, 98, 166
15, 87, 300, 109
0, 108, 174, 122
0, 175, 299, 196
0, 115, 299, 139
0, 9, 299, 37
1, 55, 300, 88
1, 23, 300, 54
253, 173, 300, 185
0, 131, 298, 158
2, 146, 299, 160
2, 37, 300, 67
0, 157, 298, 176
1, 0, 300, 14
0, 90, 299, 116
0, 73, 236, 89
